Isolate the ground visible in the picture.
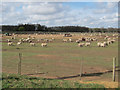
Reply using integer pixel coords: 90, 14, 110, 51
1, 33, 119, 88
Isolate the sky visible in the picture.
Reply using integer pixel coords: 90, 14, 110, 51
0, 2, 118, 28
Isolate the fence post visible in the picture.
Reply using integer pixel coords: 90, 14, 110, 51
80, 57, 83, 80
112, 57, 116, 82
18, 53, 22, 75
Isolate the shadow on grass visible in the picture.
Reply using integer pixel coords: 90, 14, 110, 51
25, 72, 46, 75
56, 69, 120, 80
56, 72, 104, 79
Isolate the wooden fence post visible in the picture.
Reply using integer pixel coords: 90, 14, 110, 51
112, 57, 116, 82
80, 57, 83, 80
18, 53, 22, 75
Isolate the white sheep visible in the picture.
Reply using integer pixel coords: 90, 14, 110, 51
63, 39, 68, 42
78, 43, 84, 47
97, 42, 101, 47
30, 43, 35, 46
76, 40, 80, 43
52, 38, 55, 40
100, 43, 106, 47
8, 42, 13, 46
7, 39, 11, 42
41, 43, 47, 47
68, 38, 73, 42
103, 42, 108, 46
97, 42, 106, 47
17, 42, 22, 45
85, 42, 91, 46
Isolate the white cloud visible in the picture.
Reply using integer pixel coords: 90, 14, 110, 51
22, 2, 65, 15
1, 2, 118, 28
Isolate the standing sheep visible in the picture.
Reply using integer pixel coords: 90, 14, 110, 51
41, 43, 47, 47
17, 42, 22, 45
63, 39, 68, 42
30, 43, 35, 46
8, 42, 13, 46
78, 43, 84, 47
85, 42, 91, 46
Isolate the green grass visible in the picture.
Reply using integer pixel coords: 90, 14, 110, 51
2, 73, 105, 88
2, 35, 118, 80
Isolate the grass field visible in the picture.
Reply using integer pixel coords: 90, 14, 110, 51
2, 73, 105, 88
2, 33, 119, 87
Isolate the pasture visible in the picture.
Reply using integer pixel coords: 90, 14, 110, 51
2, 33, 119, 83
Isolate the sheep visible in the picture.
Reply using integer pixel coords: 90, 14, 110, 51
103, 42, 108, 46
63, 39, 68, 42
49, 39, 53, 42
26, 38, 30, 41
76, 40, 80, 43
100, 43, 106, 47
78, 43, 84, 47
97, 42, 101, 47
17, 42, 22, 45
41, 43, 47, 47
68, 38, 73, 42
11, 37, 14, 39
30, 43, 35, 46
13, 35, 16, 39
97, 42, 106, 47
32, 37, 35, 40
28, 35, 31, 38
111, 39, 115, 43
28, 40, 32, 43
44, 39, 49, 42
19, 39, 22, 42
107, 41, 111, 45
7, 39, 11, 42
51, 38, 55, 40
85, 42, 91, 46
8, 42, 13, 46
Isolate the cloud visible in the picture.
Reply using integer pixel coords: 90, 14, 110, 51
22, 2, 65, 15
93, 2, 117, 14
1, 2, 118, 28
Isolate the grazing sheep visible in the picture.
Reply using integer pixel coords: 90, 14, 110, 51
41, 43, 47, 47
85, 42, 91, 46
100, 43, 106, 47
11, 37, 14, 39
107, 41, 111, 45
19, 39, 22, 42
97, 42, 101, 47
52, 38, 55, 40
7, 39, 11, 42
32, 37, 35, 40
26, 38, 30, 41
13, 35, 16, 39
49, 39, 53, 42
28, 35, 31, 38
8, 42, 13, 46
76, 40, 80, 43
78, 43, 84, 47
63, 39, 68, 42
111, 39, 115, 43
30, 43, 35, 46
97, 42, 106, 47
68, 38, 73, 42
103, 42, 108, 46
17, 42, 22, 45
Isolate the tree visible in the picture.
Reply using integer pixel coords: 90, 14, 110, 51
18, 26, 25, 31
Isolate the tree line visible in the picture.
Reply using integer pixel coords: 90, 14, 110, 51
1, 24, 120, 33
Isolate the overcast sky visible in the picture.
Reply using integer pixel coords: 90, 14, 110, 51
1, 2, 118, 28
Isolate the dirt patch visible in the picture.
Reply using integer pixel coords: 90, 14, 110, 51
36, 54, 61, 60
78, 80, 118, 88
